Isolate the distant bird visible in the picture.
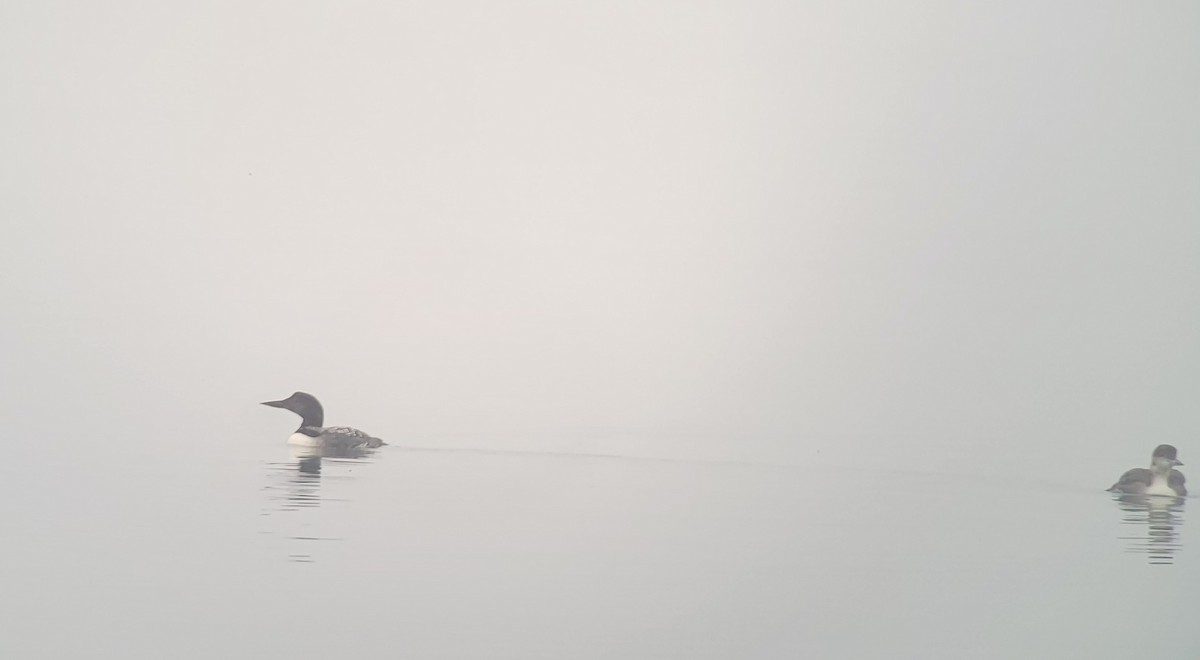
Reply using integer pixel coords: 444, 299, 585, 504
1108, 444, 1186, 497
261, 392, 386, 450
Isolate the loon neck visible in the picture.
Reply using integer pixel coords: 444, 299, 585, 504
293, 401, 324, 428
294, 408, 323, 429
1150, 460, 1175, 479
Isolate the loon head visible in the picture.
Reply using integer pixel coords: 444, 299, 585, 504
1152, 444, 1181, 462
1150, 444, 1183, 472
261, 391, 325, 428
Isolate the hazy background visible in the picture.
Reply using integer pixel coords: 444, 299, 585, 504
6, 0, 1197, 478
4, 2, 1200, 658
4, 0, 1199, 511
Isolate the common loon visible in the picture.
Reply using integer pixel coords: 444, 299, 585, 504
1108, 444, 1186, 497
261, 392, 386, 449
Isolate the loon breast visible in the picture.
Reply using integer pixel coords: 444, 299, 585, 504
1146, 476, 1181, 497
287, 432, 322, 447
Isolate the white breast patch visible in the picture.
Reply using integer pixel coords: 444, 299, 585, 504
287, 432, 321, 447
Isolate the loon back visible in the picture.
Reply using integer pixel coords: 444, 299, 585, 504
298, 425, 386, 449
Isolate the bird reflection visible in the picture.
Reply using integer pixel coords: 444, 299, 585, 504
297, 454, 322, 475
265, 445, 378, 510
260, 445, 381, 563
1113, 494, 1186, 565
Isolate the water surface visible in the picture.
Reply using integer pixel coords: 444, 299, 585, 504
5, 435, 1194, 659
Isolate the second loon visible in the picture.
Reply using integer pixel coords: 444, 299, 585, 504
1107, 444, 1187, 497
261, 391, 386, 449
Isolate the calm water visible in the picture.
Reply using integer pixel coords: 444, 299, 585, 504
3, 435, 1195, 659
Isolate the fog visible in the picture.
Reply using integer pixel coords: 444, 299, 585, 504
4, 2, 1199, 471
4, 3, 1200, 658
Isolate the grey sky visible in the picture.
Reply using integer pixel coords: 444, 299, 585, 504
3, 2, 1198, 473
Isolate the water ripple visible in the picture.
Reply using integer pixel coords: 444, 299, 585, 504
1113, 494, 1186, 565
259, 445, 383, 563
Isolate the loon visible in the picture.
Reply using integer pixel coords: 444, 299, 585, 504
1108, 444, 1186, 497
261, 392, 386, 449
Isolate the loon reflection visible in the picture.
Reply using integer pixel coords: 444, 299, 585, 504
1113, 493, 1186, 565
261, 445, 379, 563
268, 445, 377, 508
264, 447, 327, 511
